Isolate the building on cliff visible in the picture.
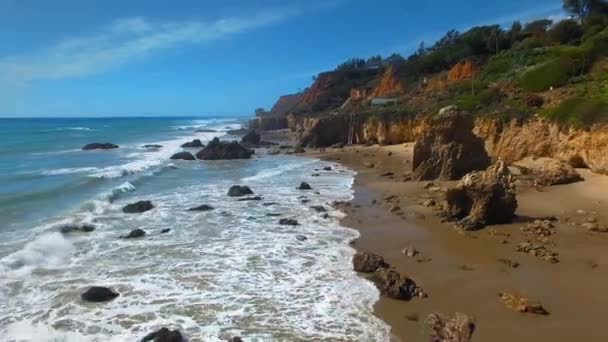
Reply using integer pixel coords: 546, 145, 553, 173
371, 97, 398, 106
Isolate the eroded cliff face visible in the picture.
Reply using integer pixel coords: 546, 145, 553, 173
447, 59, 475, 82
370, 66, 404, 98
270, 93, 302, 116
288, 113, 608, 174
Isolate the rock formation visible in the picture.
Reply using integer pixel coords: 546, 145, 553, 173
195, 138, 253, 160
60, 224, 95, 234
412, 106, 490, 181
188, 204, 214, 211
353, 252, 388, 273
240, 130, 261, 147
297, 182, 312, 190
444, 161, 517, 230
428, 312, 476, 342
447, 59, 475, 82
181, 139, 204, 148
370, 65, 405, 97
124, 229, 146, 239
371, 267, 425, 300
170, 152, 196, 161
498, 292, 549, 315
227, 185, 254, 197
512, 157, 583, 186
141, 327, 185, 342
122, 201, 154, 213
81, 286, 119, 302
82, 143, 119, 150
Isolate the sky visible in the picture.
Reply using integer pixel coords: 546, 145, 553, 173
0, 0, 565, 118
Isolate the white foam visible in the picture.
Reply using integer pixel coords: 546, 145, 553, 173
56, 126, 94, 131
40, 167, 101, 176
0, 232, 74, 277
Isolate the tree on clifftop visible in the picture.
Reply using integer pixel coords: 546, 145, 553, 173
563, 0, 608, 22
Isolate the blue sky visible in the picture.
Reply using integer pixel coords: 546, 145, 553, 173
0, 0, 564, 117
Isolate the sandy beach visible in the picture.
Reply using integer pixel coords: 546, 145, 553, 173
307, 143, 608, 342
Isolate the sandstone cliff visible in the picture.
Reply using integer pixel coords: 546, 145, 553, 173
288, 113, 608, 175
270, 93, 302, 117
370, 65, 404, 97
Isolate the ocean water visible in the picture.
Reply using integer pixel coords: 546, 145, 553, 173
0, 117, 390, 341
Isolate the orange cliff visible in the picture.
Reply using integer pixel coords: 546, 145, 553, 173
447, 59, 475, 82
371, 65, 405, 97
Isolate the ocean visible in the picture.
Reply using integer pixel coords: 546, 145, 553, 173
0, 117, 390, 341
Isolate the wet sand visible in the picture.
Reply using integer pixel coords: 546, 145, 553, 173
308, 144, 608, 342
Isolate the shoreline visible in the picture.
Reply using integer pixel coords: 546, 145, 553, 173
305, 143, 608, 342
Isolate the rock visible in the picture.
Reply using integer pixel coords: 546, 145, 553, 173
497, 258, 520, 268
227, 185, 254, 197
195, 129, 217, 133
160, 228, 171, 234
353, 252, 389, 273
81, 286, 119, 302
513, 157, 583, 186
401, 246, 419, 257
390, 205, 401, 213
371, 267, 425, 300
237, 196, 262, 201
60, 224, 95, 234
267, 150, 280, 155
412, 107, 490, 181
170, 152, 196, 161
227, 337, 243, 342
122, 200, 154, 213
323, 166, 332, 171
444, 162, 517, 230
422, 199, 436, 207
240, 130, 261, 147
297, 182, 312, 190
380, 172, 395, 177
188, 204, 214, 211
124, 229, 146, 239
195, 137, 253, 160
82, 143, 119, 150
296, 235, 308, 241
143, 144, 163, 149
516, 241, 559, 263
310, 205, 327, 213
364, 162, 375, 168
428, 312, 476, 342
141, 327, 185, 342
181, 139, 204, 148
279, 218, 299, 226
294, 145, 305, 153
331, 142, 345, 148
498, 292, 549, 315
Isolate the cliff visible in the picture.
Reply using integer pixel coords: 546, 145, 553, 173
447, 59, 475, 82
370, 65, 405, 97
288, 112, 608, 174
270, 93, 302, 117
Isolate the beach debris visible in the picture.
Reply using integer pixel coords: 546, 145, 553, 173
196, 137, 253, 160
401, 246, 419, 257
498, 292, 549, 315
412, 106, 490, 181
444, 161, 517, 230
188, 204, 214, 211
297, 182, 313, 190
82, 142, 119, 150
60, 224, 95, 234
371, 267, 426, 300
227, 185, 254, 197
160, 228, 171, 234
278, 218, 299, 226
428, 312, 476, 342
122, 200, 154, 213
141, 327, 185, 342
181, 139, 204, 148
81, 286, 119, 303
170, 152, 196, 161
515, 241, 559, 263
353, 252, 389, 273
123, 229, 146, 239
497, 258, 520, 268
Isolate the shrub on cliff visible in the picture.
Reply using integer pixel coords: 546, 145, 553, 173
517, 56, 581, 91
548, 19, 583, 44
542, 96, 608, 126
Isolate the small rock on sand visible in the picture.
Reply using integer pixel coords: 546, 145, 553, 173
428, 312, 476, 342
498, 292, 549, 315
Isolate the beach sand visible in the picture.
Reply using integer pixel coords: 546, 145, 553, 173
308, 143, 608, 342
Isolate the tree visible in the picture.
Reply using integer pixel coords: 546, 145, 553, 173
563, 0, 608, 22
524, 19, 553, 38
548, 19, 583, 44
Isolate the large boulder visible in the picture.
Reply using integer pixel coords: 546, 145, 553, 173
82, 143, 119, 150
122, 201, 154, 213
371, 267, 425, 300
81, 286, 119, 302
141, 328, 185, 342
170, 152, 196, 161
412, 107, 490, 181
181, 139, 204, 148
240, 130, 261, 147
428, 312, 476, 342
353, 252, 388, 273
195, 138, 253, 160
227, 185, 254, 197
512, 157, 583, 186
444, 161, 517, 230
188, 204, 214, 211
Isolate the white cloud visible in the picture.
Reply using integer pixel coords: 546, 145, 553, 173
0, 9, 296, 87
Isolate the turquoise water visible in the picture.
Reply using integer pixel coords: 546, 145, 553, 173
0, 117, 389, 341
